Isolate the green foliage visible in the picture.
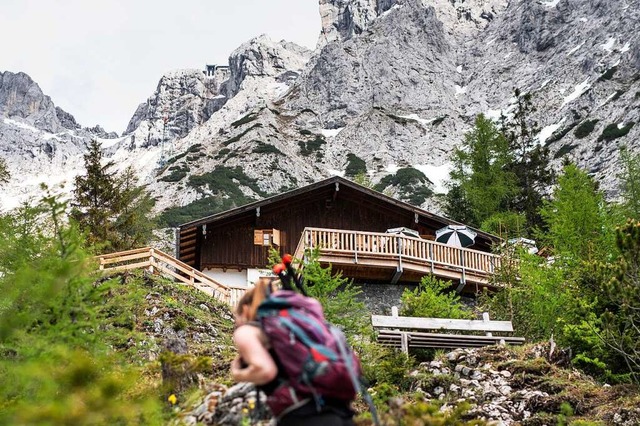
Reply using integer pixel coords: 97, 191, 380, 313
598, 220, 640, 383
298, 135, 326, 159
0, 197, 166, 424
554, 143, 579, 159
480, 250, 574, 341
358, 343, 415, 392
274, 248, 369, 337
345, 153, 367, 177
597, 66, 618, 81
252, 141, 282, 155
215, 148, 231, 159
230, 112, 259, 128
480, 211, 527, 238
222, 123, 263, 146
574, 120, 599, 139
71, 141, 156, 253
445, 114, 517, 227
187, 165, 267, 201
400, 276, 473, 319
375, 167, 434, 205
617, 147, 640, 220
0, 156, 9, 187
538, 163, 614, 265
109, 167, 157, 252
160, 164, 189, 182
598, 122, 635, 142
159, 195, 241, 227
502, 89, 555, 233
379, 399, 487, 426
352, 172, 374, 188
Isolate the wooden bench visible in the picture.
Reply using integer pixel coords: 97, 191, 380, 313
372, 307, 525, 354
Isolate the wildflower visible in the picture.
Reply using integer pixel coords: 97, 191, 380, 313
168, 394, 178, 405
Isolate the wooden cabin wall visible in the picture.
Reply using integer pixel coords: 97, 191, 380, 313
198, 187, 419, 269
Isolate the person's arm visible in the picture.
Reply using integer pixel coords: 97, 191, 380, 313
231, 325, 278, 385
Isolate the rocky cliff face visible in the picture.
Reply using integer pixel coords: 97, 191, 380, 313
1, 0, 638, 219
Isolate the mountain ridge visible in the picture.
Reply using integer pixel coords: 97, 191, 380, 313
1, 0, 638, 219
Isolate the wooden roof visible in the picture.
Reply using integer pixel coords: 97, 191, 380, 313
179, 176, 500, 246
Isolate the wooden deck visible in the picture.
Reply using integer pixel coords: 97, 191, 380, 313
293, 228, 501, 292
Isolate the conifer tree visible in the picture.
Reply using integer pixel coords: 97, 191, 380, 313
0, 157, 10, 186
502, 89, 555, 232
617, 146, 640, 220
111, 167, 156, 251
539, 163, 614, 265
72, 140, 156, 252
445, 114, 517, 228
71, 140, 119, 249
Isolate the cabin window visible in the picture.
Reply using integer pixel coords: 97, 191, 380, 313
254, 229, 281, 247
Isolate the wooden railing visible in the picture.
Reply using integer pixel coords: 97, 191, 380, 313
96, 247, 246, 306
294, 228, 500, 285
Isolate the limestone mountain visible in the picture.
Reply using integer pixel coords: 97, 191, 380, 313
1, 0, 638, 224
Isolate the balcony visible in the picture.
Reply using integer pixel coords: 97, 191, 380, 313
294, 228, 501, 293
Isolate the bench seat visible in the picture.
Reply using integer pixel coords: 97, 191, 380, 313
372, 307, 525, 353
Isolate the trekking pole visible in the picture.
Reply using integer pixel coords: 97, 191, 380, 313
282, 253, 307, 296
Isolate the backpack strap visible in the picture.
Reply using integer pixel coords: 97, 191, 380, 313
330, 327, 381, 426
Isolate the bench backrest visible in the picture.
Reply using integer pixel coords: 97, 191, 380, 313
371, 314, 514, 333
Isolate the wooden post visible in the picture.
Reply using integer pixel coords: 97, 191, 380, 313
149, 248, 155, 273
482, 312, 492, 337
391, 306, 399, 317
400, 332, 409, 355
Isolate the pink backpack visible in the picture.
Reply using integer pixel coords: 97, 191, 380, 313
256, 290, 361, 416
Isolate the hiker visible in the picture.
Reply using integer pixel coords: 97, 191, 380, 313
231, 277, 356, 426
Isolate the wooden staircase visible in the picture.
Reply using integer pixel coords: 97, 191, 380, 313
96, 247, 246, 306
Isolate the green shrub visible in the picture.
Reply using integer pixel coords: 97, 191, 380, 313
187, 166, 267, 198
611, 89, 625, 102
554, 143, 578, 159
230, 112, 258, 128
222, 123, 263, 146
214, 148, 231, 160
597, 122, 635, 142
345, 153, 367, 177
298, 135, 326, 158
432, 115, 447, 126
545, 122, 578, 145
574, 120, 599, 139
298, 129, 313, 135
252, 141, 282, 155
400, 276, 473, 319
597, 66, 618, 82
374, 168, 433, 205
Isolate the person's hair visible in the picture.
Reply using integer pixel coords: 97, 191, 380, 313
236, 277, 279, 321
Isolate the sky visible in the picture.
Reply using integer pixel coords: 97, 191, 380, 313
0, 0, 321, 134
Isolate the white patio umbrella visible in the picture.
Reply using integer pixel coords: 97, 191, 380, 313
435, 225, 477, 248
385, 227, 420, 238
